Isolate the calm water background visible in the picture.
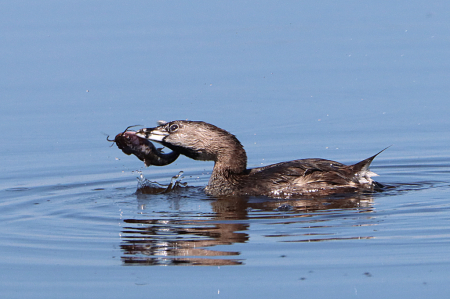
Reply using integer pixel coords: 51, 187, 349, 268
1, 0, 450, 298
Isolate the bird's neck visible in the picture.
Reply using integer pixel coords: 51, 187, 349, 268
206, 139, 247, 194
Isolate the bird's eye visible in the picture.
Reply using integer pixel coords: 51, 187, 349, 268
169, 124, 179, 132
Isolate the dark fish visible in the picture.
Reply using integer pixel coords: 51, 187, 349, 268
108, 127, 179, 166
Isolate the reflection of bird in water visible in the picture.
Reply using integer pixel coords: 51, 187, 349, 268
121, 217, 247, 266
211, 194, 375, 213
120, 193, 375, 266
136, 120, 385, 198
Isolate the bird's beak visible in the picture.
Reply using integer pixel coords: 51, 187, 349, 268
136, 127, 169, 143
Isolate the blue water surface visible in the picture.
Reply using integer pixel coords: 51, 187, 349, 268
1, 1, 450, 298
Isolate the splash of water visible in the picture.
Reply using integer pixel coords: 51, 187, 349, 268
136, 171, 187, 194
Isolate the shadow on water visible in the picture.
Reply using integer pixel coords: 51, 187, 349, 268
120, 173, 389, 266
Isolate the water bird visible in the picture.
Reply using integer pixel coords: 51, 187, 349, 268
135, 120, 385, 198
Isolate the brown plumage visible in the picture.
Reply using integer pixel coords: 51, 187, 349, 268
136, 120, 385, 198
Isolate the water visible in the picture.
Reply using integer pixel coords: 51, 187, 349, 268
1, 1, 450, 298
